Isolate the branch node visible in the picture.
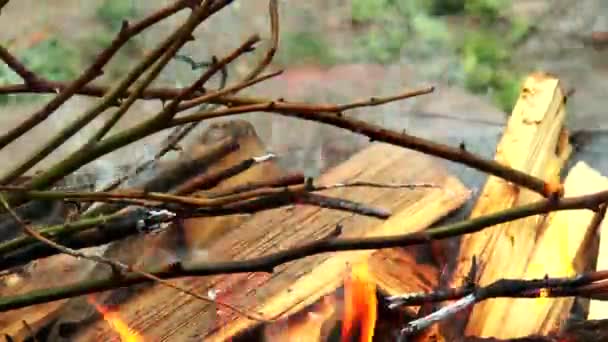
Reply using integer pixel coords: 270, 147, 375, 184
119, 20, 130, 34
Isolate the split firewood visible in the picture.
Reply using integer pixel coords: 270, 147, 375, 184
586, 166, 608, 320
71, 142, 471, 341
493, 162, 608, 336
447, 72, 572, 338
462, 319, 608, 342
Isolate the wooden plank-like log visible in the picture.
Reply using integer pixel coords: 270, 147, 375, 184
73, 142, 471, 341
585, 165, 608, 320
476, 162, 604, 338
447, 72, 572, 338
463, 319, 608, 342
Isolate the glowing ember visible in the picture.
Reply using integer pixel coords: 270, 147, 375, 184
88, 296, 144, 342
342, 262, 377, 342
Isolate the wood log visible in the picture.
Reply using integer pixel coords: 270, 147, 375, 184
72, 142, 471, 341
463, 319, 608, 342
586, 166, 608, 320
474, 162, 605, 338
447, 72, 572, 338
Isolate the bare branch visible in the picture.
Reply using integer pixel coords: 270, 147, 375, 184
0, 0, 196, 152
0, 46, 44, 86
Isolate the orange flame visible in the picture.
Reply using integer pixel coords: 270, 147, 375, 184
342, 263, 377, 342
88, 296, 144, 342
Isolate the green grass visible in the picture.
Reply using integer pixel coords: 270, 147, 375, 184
276, 31, 338, 66
96, 0, 138, 30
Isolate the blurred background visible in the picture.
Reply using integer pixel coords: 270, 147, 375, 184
0, 0, 607, 182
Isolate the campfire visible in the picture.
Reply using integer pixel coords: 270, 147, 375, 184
2, 1, 608, 341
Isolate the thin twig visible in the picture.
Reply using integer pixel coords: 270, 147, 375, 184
0, 46, 44, 86
0, 180, 388, 218
173, 153, 278, 195
297, 193, 391, 219
200, 173, 305, 198
314, 180, 439, 191
176, 70, 283, 111
241, 0, 279, 81
156, 34, 261, 121
400, 294, 476, 339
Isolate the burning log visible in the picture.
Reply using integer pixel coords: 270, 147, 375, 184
70, 141, 470, 341
446, 72, 571, 338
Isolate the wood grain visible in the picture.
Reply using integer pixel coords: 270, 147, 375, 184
73, 142, 470, 341
446, 73, 572, 337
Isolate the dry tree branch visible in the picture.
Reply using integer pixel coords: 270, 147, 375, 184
172, 153, 281, 195
2, 189, 608, 312
0, 46, 44, 86
313, 180, 439, 191
176, 70, 283, 111
199, 173, 306, 198
3, 84, 433, 207
0, 175, 436, 222
173, 99, 554, 197
0, 178, 393, 221
0, 1, 221, 185
154, 34, 262, 121
0, 194, 271, 322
